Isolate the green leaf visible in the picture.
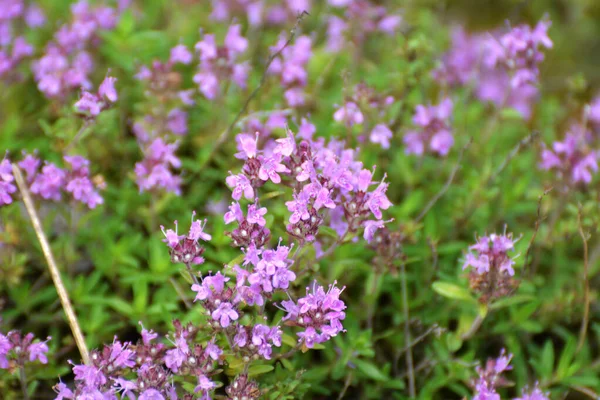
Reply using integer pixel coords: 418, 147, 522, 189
556, 337, 577, 380
490, 295, 535, 310
537, 340, 554, 381
282, 333, 297, 348
432, 281, 476, 303
353, 359, 389, 382
248, 364, 275, 377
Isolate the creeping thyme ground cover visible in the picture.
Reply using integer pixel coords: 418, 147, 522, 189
2, 0, 600, 399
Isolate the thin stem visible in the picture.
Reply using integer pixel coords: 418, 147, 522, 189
523, 188, 552, 278
461, 314, 485, 341
184, 262, 200, 286
169, 278, 192, 309
19, 366, 29, 400
415, 138, 472, 223
400, 260, 415, 397
12, 165, 91, 365
65, 119, 93, 152
577, 205, 590, 353
197, 12, 308, 172
337, 372, 353, 400
317, 229, 348, 260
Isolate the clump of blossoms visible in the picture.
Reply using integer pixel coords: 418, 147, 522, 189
154, 211, 346, 395
333, 83, 395, 149
53, 320, 223, 399
482, 19, 552, 90
435, 19, 552, 120
471, 350, 549, 400
32, 0, 121, 98
539, 124, 598, 187
463, 231, 520, 303
194, 24, 250, 100
325, 0, 402, 53
0, 330, 50, 370
132, 44, 196, 195
211, 0, 310, 27
404, 98, 454, 156
74, 75, 118, 117
0, 0, 44, 81
0, 153, 104, 209
226, 125, 393, 247
269, 33, 312, 107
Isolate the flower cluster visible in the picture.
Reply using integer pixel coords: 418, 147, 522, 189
135, 138, 182, 195
281, 281, 346, 349
54, 320, 223, 399
233, 324, 282, 360
194, 24, 249, 99
211, 0, 310, 27
224, 201, 271, 248
404, 98, 454, 156
326, 0, 402, 53
269, 34, 312, 107
471, 350, 549, 400
162, 212, 212, 266
132, 44, 198, 196
472, 350, 513, 400
1, 153, 104, 209
540, 125, 598, 186
226, 125, 393, 246
333, 83, 395, 149
134, 44, 195, 139
463, 232, 520, 302
0, 330, 50, 370
482, 19, 552, 89
0, 0, 43, 81
435, 19, 552, 119
74, 75, 118, 117
32, 1, 120, 98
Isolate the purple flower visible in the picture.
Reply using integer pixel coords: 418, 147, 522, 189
365, 176, 392, 219
247, 203, 267, 226
188, 212, 212, 241
514, 385, 550, 400
370, 124, 393, 149
27, 337, 50, 363
464, 233, 517, 276
539, 128, 598, 185
74, 91, 102, 116
0, 158, 16, 206
226, 172, 254, 200
135, 138, 182, 195
0, 333, 12, 369
404, 98, 454, 156
98, 75, 118, 102
211, 302, 239, 327
194, 374, 216, 397
52, 381, 74, 400
258, 154, 290, 183
333, 102, 364, 126
167, 108, 188, 135
164, 334, 188, 372
224, 201, 244, 224
30, 163, 66, 201
169, 44, 192, 65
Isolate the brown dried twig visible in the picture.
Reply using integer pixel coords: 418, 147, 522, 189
12, 165, 91, 365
